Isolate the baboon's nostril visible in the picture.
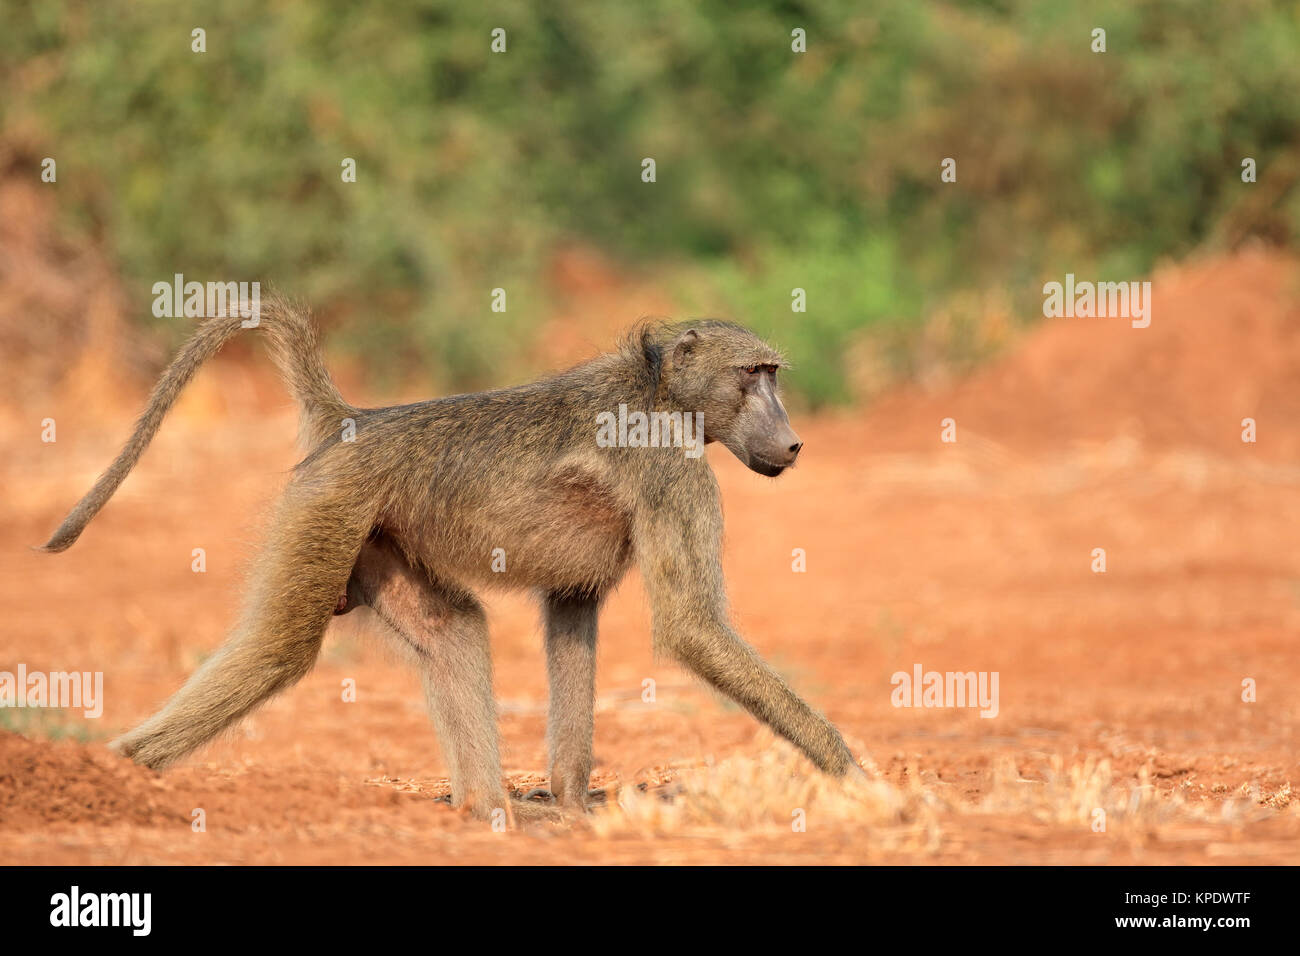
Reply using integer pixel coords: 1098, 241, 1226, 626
789, 441, 803, 455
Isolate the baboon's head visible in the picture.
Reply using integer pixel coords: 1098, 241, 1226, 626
646, 321, 802, 477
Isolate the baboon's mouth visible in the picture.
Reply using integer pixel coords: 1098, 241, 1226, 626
747, 454, 788, 477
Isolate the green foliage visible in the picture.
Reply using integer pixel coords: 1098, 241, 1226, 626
3, 0, 1298, 403
0, 705, 104, 744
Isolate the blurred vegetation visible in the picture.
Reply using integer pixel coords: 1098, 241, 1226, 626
3, 0, 1299, 405
0, 705, 104, 744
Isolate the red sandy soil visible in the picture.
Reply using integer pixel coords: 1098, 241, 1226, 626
2, 206, 1299, 861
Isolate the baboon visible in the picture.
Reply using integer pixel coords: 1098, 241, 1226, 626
42, 295, 866, 818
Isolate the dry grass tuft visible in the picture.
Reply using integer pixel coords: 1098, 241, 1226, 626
583, 745, 1289, 860
588, 744, 941, 853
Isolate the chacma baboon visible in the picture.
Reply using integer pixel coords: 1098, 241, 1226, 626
42, 295, 866, 817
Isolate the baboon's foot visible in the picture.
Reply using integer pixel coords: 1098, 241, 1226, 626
837, 761, 905, 814
454, 788, 511, 823
845, 761, 872, 783
109, 727, 177, 771
508, 797, 572, 825
552, 791, 594, 813
448, 791, 568, 825
547, 770, 597, 811
526, 784, 600, 816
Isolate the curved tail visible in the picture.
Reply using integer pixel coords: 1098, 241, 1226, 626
39, 293, 353, 553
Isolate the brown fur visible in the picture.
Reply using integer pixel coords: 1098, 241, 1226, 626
42, 299, 863, 820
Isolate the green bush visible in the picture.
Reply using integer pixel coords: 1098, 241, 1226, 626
3, 0, 1298, 403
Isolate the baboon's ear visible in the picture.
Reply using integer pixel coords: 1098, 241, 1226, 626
672, 329, 700, 366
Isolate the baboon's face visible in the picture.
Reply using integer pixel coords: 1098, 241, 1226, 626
667, 325, 803, 477
717, 362, 803, 476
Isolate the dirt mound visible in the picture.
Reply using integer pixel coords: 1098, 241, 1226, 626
0, 732, 188, 828
863, 248, 1300, 458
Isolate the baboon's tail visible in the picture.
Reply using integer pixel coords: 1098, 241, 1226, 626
39, 293, 353, 553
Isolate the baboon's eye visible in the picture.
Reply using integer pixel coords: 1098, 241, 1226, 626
743, 365, 760, 375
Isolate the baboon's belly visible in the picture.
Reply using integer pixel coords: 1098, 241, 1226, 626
510, 486, 634, 592
413, 465, 634, 595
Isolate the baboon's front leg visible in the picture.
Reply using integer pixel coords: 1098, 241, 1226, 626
662, 618, 858, 775
635, 496, 862, 778
351, 540, 507, 819
542, 592, 600, 808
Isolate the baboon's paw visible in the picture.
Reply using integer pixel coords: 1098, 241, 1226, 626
107, 732, 137, 760
838, 763, 906, 816
449, 795, 568, 826
452, 791, 512, 823
521, 785, 598, 815
108, 730, 176, 771
508, 796, 575, 826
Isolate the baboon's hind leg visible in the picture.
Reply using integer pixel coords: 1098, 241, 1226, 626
113, 484, 374, 769
350, 538, 507, 820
